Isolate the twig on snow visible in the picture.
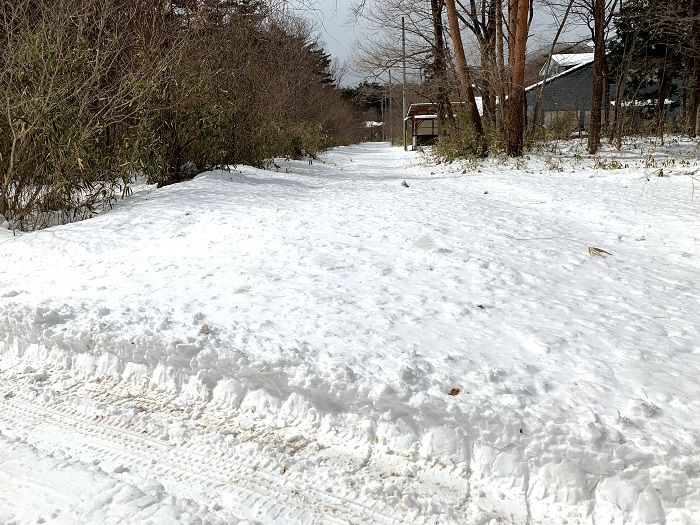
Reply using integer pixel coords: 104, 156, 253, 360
589, 476, 603, 494
685, 171, 699, 202
503, 233, 613, 257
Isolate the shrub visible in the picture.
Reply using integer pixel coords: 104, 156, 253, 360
0, 0, 171, 229
431, 111, 490, 163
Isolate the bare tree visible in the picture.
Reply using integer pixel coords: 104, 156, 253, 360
429, 0, 453, 133
608, 18, 640, 148
351, 0, 436, 80
506, 0, 530, 156
445, 0, 486, 146
445, 0, 506, 130
587, 0, 606, 153
560, 0, 617, 153
351, 0, 459, 141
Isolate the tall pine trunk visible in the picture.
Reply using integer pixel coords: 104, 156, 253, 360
691, 0, 700, 136
483, 0, 498, 130
430, 0, 452, 135
507, 0, 529, 157
444, 0, 486, 151
588, 0, 606, 154
496, 0, 506, 133
691, 60, 700, 137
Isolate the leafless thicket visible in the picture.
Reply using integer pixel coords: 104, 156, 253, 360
353, 0, 700, 159
353, 0, 529, 157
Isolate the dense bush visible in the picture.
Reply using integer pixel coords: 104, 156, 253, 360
0, 0, 366, 230
430, 111, 496, 163
0, 0, 169, 230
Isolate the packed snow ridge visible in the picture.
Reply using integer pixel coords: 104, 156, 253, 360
1, 140, 699, 525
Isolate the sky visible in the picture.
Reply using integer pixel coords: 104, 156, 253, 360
310, 0, 358, 61
291, 0, 361, 79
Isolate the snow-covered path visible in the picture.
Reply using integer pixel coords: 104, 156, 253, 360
1, 141, 699, 524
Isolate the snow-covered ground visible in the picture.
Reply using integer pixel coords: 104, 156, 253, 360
0, 139, 699, 525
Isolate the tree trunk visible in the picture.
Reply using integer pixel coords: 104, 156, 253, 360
430, 0, 452, 135
603, 51, 611, 133
692, 59, 700, 136
444, 0, 486, 148
486, 0, 498, 129
496, 0, 506, 133
587, 0, 605, 154
691, 0, 700, 136
611, 68, 628, 149
0, 187, 7, 218
610, 22, 640, 148
481, 44, 497, 129
507, 0, 529, 157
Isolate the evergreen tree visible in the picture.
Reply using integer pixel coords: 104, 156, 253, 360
608, 0, 687, 137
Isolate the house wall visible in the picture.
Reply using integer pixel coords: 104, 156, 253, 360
526, 62, 683, 133
526, 64, 594, 132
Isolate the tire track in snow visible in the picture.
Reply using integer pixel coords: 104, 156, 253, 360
0, 384, 433, 525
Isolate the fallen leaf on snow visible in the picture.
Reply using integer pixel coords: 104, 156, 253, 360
448, 388, 460, 396
588, 246, 612, 258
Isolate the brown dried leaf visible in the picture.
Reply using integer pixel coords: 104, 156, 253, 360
588, 246, 612, 258
448, 388, 460, 396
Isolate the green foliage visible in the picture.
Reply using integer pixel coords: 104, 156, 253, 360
342, 82, 385, 112
607, 0, 688, 137
608, 0, 686, 88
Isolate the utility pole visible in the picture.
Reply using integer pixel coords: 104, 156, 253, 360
380, 95, 385, 141
388, 69, 393, 144
402, 17, 407, 151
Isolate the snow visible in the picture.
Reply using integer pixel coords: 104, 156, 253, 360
0, 138, 699, 524
529, 54, 595, 92
538, 53, 595, 76
551, 53, 595, 67
406, 99, 485, 120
